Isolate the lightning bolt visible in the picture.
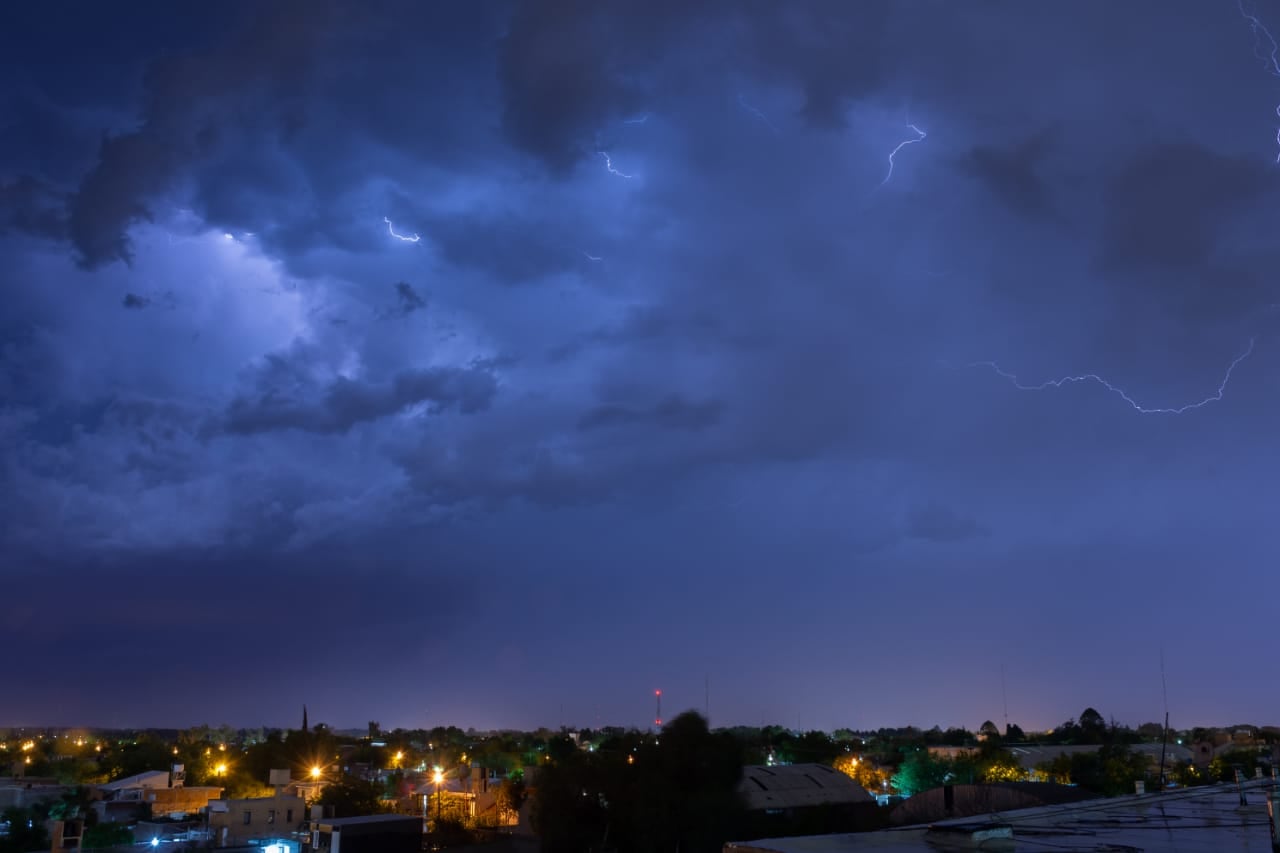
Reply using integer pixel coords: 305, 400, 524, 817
737, 94, 778, 133
1237, 0, 1280, 161
880, 124, 927, 186
598, 151, 634, 179
583, 252, 602, 261
970, 338, 1255, 414
622, 113, 651, 125
384, 216, 421, 243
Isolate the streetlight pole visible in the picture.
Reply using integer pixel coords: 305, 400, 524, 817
432, 768, 444, 828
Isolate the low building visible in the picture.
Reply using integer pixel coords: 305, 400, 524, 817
94, 767, 221, 823
726, 777, 1279, 852
738, 764, 878, 839
887, 782, 1096, 826
1005, 743, 1193, 776
310, 814, 422, 853
0, 778, 73, 810
209, 792, 306, 848
739, 764, 875, 813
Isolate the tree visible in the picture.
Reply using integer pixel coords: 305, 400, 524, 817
495, 774, 527, 821
890, 750, 949, 797
314, 777, 388, 818
1004, 723, 1026, 741
0, 807, 49, 853
832, 755, 890, 793
1079, 708, 1106, 744
978, 721, 1001, 742
979, 751, 1025, 783
531, 711, 744, 853
82, 824, 135, 849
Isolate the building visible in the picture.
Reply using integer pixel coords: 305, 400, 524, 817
726, 777, 1280, 852
208, 792, 306, 848
738, 764, 878, 838
94, 767, 221, 824
1004, 742, 1194, 776
887, 782, 1095, 826
739, 764, 875, 813
310, 814, 422, 853
0, 778, 73, 810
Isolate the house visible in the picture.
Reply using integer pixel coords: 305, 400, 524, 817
208, 791, 306, 848
739, 764, 875, 813
738, 764, 878, 838
94, 767, 221, 824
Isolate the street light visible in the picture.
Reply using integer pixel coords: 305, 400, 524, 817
310, 765, 322, 780
432, 767, 445, 825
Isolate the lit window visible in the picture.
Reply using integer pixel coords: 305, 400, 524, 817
267, 810, 276, 824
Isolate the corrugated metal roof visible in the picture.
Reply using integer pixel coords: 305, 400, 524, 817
739, 764, 874, 810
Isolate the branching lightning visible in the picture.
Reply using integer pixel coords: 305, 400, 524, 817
623, 113, 651, 125
598, 151, 634, 179
384, 216, 421, 243
737, 94, 778, 133
1237, 0, 1280, 161
880, 124, 927, 186
970, 338, 1255, 414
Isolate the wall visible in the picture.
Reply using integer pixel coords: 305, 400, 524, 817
209, 793, 307, 846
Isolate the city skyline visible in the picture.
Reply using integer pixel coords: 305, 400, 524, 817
3, 1, 1280, 731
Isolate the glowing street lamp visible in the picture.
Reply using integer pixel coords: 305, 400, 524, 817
432, 767, 445, 825
310, 765, 322, 780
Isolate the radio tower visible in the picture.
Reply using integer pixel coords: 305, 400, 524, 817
654, 689, 662, 727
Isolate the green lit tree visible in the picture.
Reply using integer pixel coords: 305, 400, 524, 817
890, 750, 949, 796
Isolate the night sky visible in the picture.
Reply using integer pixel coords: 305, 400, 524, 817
3, 1, 1279, 733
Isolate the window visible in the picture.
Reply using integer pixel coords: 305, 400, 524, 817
243, 811, 252, 825
286, 809, 293, 823
267, 809, 276, 824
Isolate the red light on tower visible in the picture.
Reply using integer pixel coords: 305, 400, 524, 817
654, 689, 662, 727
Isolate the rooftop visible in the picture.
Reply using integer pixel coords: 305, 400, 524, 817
739, 764, 874, 811
314, 814, 423, 828
727, 778, 1278, 852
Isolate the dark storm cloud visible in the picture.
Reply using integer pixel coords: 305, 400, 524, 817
577, 394, 725, 431
0, 175, 67, 240
428, 213, 578, 283
548, 305, 675, 362
7, 0, 1280, 730
958, 130, 1056, 218
905, 502, 989, 543
547, 305, 736, 363
392, 281, 425, 317
739, 1, 891, 130
62, 2, 339, 267
0, 543, 476, 724
495, 0, 892, 171
1098, 143, 1271, 271
222, 366, 497, 436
